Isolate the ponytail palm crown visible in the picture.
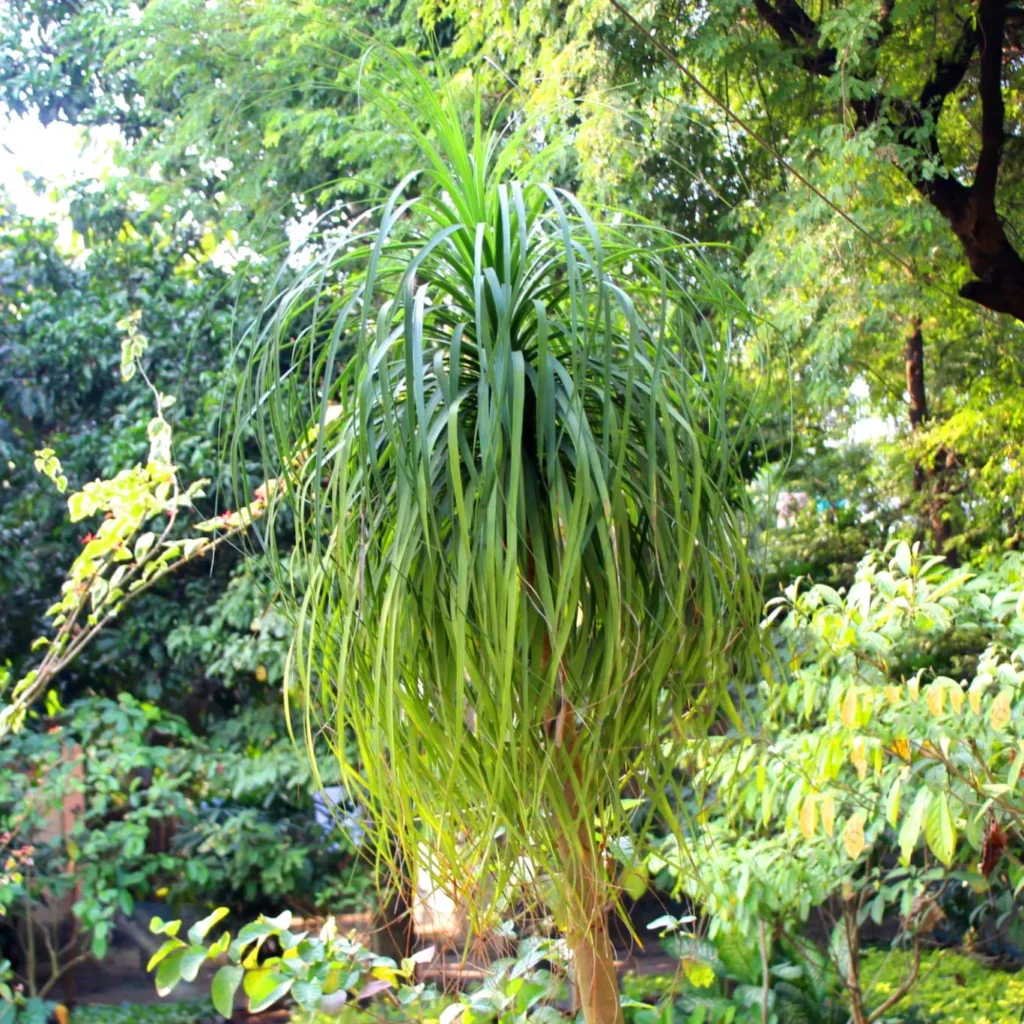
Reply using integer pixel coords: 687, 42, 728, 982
241, 65, 759, 1023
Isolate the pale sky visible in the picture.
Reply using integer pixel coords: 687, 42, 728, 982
1, 114, 120, 238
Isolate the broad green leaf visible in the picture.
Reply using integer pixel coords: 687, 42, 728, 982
179, 945, 210, 983
244, 967, 293, 1013
925, 792, 956, 866
134, 531, 156, 560
21, 998, 48, 1024
899, 789, 931, 864
894, 542, 912, 576
155, 947, 187, 996
211, 964, 244, 1018
147, 937, 186, 972
188, 907, 230, 945
439, 1003, 465, 1024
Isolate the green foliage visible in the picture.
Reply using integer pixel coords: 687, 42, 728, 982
0, 694, 198, 988
861, 949, 1024, 1024
657, 544, 1024, 944
69, 1002, 214, 1024
620, 929, 846, 1024
0, 187, 253, 709
0, 315, 272, 737
241, 57, 760, 941
149, 909, 571, 1024
5, 9, 1024, 1024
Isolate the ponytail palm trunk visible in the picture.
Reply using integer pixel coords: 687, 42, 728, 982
240, 63, 759, 1024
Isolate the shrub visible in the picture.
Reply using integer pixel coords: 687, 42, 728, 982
861, 949, 1024, 1024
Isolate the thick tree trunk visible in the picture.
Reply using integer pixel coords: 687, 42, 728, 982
921, 179, 1024, 322
568, 901, 622, 1024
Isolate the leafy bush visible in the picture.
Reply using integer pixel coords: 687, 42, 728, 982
70, 1002, 214, 1024
1, 695, 198, 983
645, 544, 1024, 1023
861, 949, 1024, 1024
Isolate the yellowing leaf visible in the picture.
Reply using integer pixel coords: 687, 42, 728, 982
885, 686, 902, 706
841, 687, 859, 728
892, 738, 911, 762
821, 795, 836, 837
926, 684, 945, 717
968, 687, 983, 715
799, 794, 817, 839
908, 677, 920, 701
843, 812, 866, 860
991, 690, 1012, 731
948, 684, 964, 714
681, 959, 715, 989
850, 738, 868, 780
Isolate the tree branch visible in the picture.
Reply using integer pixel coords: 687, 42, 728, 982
903, 13, 978, 207
919, 15, 979, 114
866, 932, 921, 1023
753, 0, 838, 75
974, 0, 1007, 204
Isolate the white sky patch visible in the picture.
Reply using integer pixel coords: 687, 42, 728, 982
848, 415, 896, 444
0, 115, 121, 245
846, 373, 897, 444
849, 376, 871, 400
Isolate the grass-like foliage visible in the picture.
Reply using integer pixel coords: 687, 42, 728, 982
234, 55, 761, 1023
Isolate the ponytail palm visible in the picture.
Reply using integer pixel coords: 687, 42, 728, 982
241, 67, 760, 1024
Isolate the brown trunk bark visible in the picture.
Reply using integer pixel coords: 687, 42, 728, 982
903, 319, 958, 563
929, 448, 959, 568
904, 319, 928, 431
921, 181, 1024, 322
569, 902, 622, 1024
557, 712, 623, 1024
904, 318, 928, 494
843, 901, 868, 1024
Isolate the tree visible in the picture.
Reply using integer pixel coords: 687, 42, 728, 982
743, 0, 1024, 322
237, 60, 760, 1024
